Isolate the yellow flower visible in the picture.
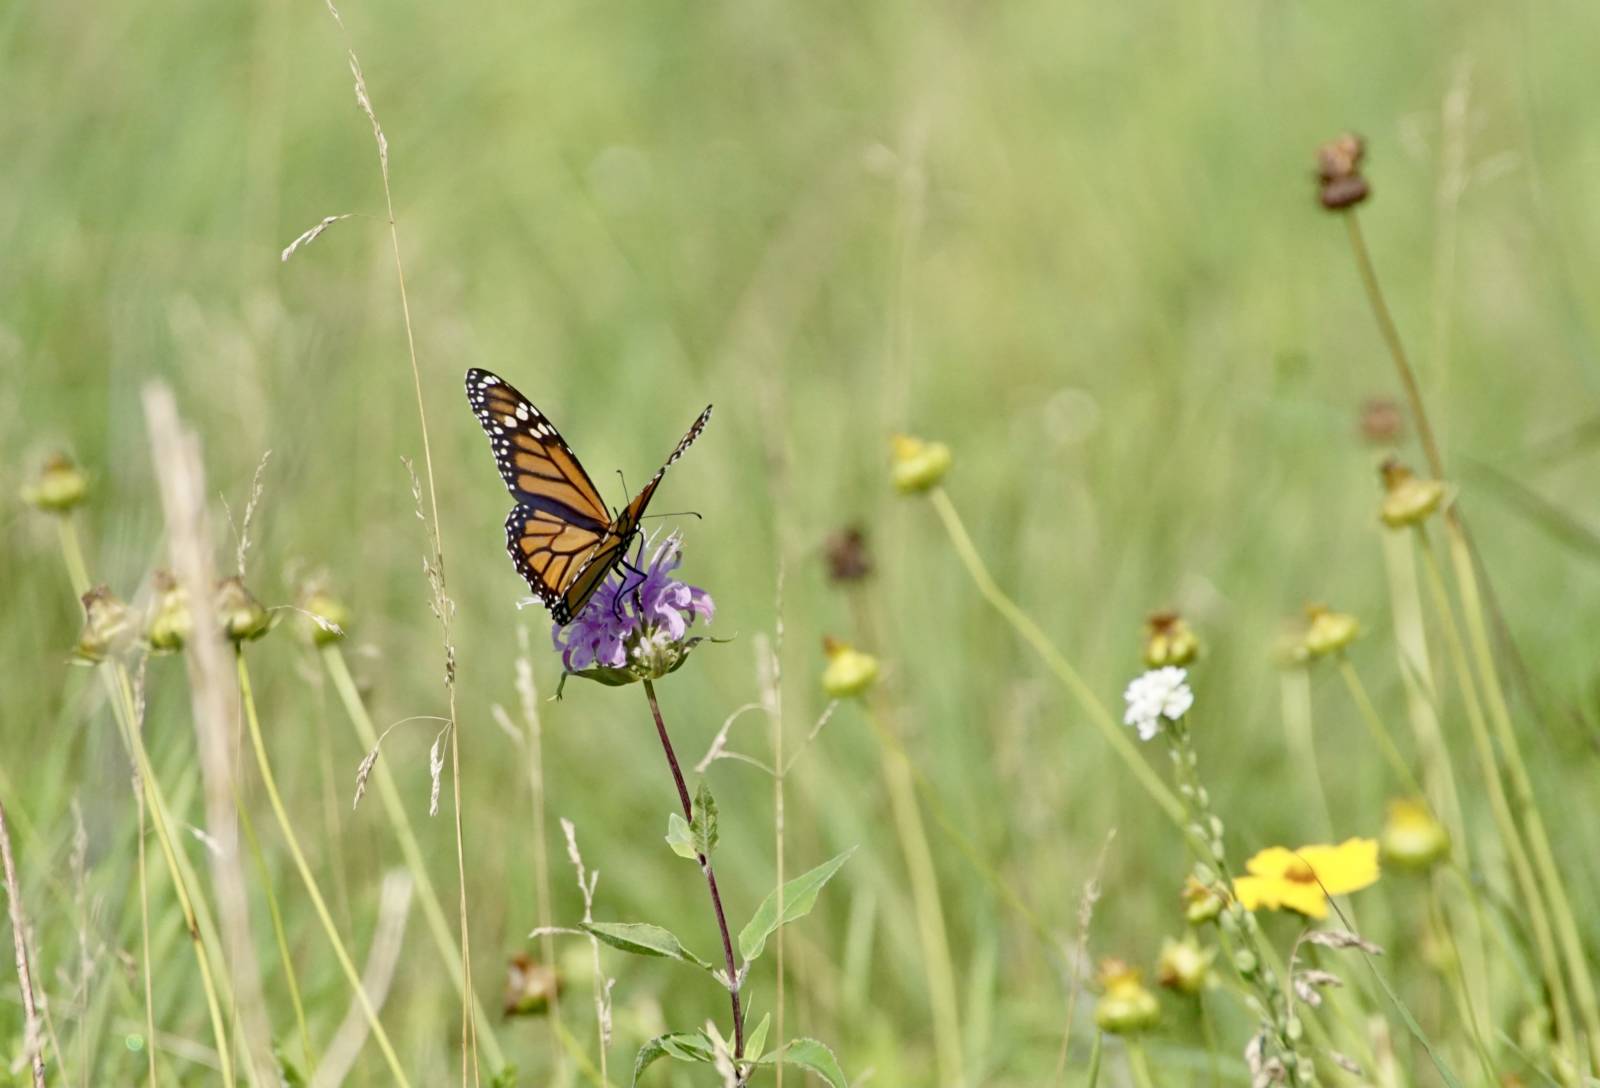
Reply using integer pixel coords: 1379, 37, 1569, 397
1378, 458, 1446, 529
1156, 936, 1214, 995
1302, 604, 1359, 658
20, 452, 89, 513
1093, 958, 1160, 1034
1143, 610, 1200, 668
889, 434, 952, 493
821, 638, 879, 698
1233, 838, 1379, 920
1380, 798, 1450, 871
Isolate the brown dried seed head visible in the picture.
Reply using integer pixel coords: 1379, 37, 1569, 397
824, 526, 873, 584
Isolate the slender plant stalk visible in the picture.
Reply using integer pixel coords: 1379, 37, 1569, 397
320, 646, 508, 1068
1414, 541, 1578, 1065
1444, 530, 1600, 1066
1427, 878, 1499, 1084
134, 768, 158, 1088
235, 651, 413, 1086
863, 703, 965, 1086
1126, 1040, 1158, 1088
1, 797, 48, 1088
927, 488, 1186, 828
1279, 666, 1334, 839
641, 680, 746, 1076
1334, 659, 1428, 800
236, 795, 316, 1073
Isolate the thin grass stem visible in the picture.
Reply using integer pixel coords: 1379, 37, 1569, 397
320, 645, 508, 1069
235, 650, 412, 1085
236, 794, 316, 1073
1334, 659, 1428, 801
1414, 539, 1578, 1067
927, 488, 1186, 828
861, 702, 965, 1086
0, 797, 48, 1088
133, 768, 158, 1088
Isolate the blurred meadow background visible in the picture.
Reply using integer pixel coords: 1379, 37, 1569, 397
5, 0, 1600, 1083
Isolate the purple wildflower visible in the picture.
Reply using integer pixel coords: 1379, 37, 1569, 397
551, 533, 713, 674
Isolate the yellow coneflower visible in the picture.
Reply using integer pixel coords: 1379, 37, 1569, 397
1233, 838, 1379, 920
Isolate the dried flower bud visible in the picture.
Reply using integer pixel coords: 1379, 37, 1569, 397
1093, 958, 1160, 1034
299, 585, 350, 646
1378, 458, 1445, 529
146, 570, 192, 654
1380, 798, 1450, 871
1359, 397, 1405, 446
824, 526, 873, 584
1156, 935, 1214, 995
1302, 604, 1359, 658
75, 586, 132, 663
1182, 875, 1226, 926
890, 434, 952, 494
502, 953, 562, 1017
821, 637, 879, 698
1316, 133, 1370, 210
1143, 610, 1200, 668
20, 453, 89, 513
217, 577, 272, 643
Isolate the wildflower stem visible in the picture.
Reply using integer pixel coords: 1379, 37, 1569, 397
319, 646, 508, 1070
236, 650, 413, 1087
0, 797, 48, 1088
133, 768, 158, 1088
640, 679, 746, 1078
55, 517, 90, 597
1444, 529, 1600, 1068
927, 488, 1186, 828
1413, 539, 1579, 1065
862, 703, 965, 1087
1125, 1040, 1158, 1088
1334, 659, 1428, 800
1279, 667, 1334, 840
236, 790, 316, 1073
1426, 878, 1499, 1084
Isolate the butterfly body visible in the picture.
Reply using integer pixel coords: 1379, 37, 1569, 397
466, 368, 711, 624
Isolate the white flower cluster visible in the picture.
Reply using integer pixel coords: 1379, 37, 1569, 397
1123, 666, 1194, 741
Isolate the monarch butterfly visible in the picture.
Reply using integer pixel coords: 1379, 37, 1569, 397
465, 368, 712, 625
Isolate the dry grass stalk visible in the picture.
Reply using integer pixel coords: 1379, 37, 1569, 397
280, 215, 355, 263
1, 798, 48, 1088
561, 818, 613, 1077
310, 871, 415, 1088
140, 383, 277, 1083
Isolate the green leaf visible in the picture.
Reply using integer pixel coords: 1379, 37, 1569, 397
691, 780, 719, 857
665, 812, 697, 860
580, 921, 712, 970
738, 847, 857, 963
744, 1012, 771, 1065
776, 1038, 848, 1087
632, 1031, 715, 1085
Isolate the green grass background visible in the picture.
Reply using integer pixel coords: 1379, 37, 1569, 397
4, 0, 1600, 1082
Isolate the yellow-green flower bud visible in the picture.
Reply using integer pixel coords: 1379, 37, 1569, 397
21, 453, 89, 513
300, 587, 350, 646
1156, 936, 1214, 995
890, 434, 951, 494
1379, 458, 1445, 529
1093, 959, 1160, 1035
1143, 610, 1200, 668
1181, 875, 1225, 926
1380, 798, 1450, 872
1303, 604, 1359, 658
821, 638, 879, 699
75, 586, 132, 663
502, 953, 562, 1018
217, 577, 271, 643
146, 571, 192, 654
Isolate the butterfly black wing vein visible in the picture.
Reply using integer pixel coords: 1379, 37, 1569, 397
466, 368, 711, 625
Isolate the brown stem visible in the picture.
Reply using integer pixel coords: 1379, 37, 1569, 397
0, 799, 48, 1088
641, 679, 746, 1078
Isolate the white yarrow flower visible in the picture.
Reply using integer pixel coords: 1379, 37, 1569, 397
1123, 666, 1194, 741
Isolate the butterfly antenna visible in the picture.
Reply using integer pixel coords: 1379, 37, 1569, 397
639, 510, 703, 521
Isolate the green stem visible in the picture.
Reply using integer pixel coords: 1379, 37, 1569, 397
236, 650, 413, 1086
928, 488, 1186, 828
320, 646, 508, 1070
1334, 659, 1428, 801
1415, 540, 1578, 1067
1445, 530, 1600, 1069
1279, 667, 1333, 840
236, 794, 316, 1073
1126, 1040, 1158, 1088
863, 703, 966, 1086
134, 769, 159, 1088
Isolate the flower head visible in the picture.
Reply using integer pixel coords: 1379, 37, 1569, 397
1380, 798, 1450, 871
551, 533, 713, 682
1123, 666, 1194, 741
1233, 838, 1380, 919
1378, 458, 1446, 529
146, 570, 192, 654
890, 434, 952, 493
821, 638, 879, 698
1093, 959, 1160, 1034
1302, 604, 1360, 658
20, 452, 88, 513
1315, 132, 1369, 210
217, 577, 272, 643
1143, 610, 1200, 668
75, 585, 133, 663
1157, 935, 1215, 995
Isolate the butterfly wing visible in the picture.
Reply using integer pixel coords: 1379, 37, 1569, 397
465, 368, 611, 530
503, 504, 607, 623
609, 404, 715, 541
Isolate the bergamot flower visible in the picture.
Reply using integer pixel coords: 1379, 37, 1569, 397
1123, 666, 1194, 741
1233, 838, 1380, 919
